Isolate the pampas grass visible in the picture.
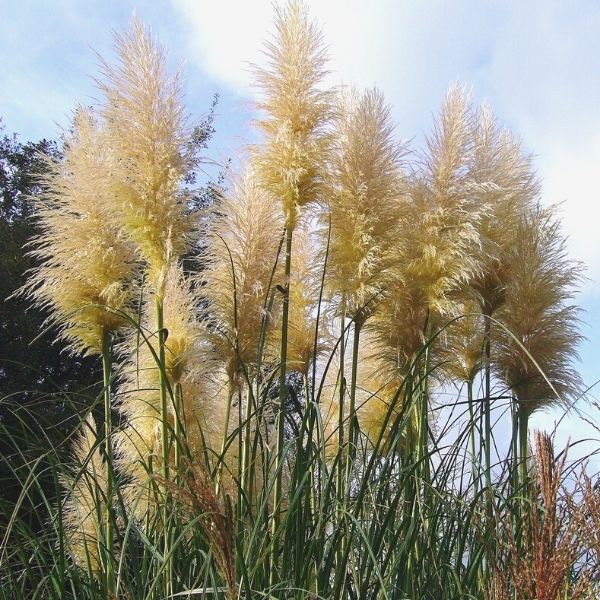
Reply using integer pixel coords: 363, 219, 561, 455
21, 107, 134, 356
494, 205, 584, 488
61, 418, 108, 573
324, 87, 406, 324
98, 18, 193, 293
494, 205, 583, 414
252, 0, 332, 231
202, 167, 284, 386
3, 4, 594, 600
468, 102, 539, 316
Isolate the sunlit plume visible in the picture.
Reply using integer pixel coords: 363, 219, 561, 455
324, 87, 407, 324
369, 282, 430, 385
401, 83, 482, 321
367, 85, 481, 388
319, 329, 404, 453
202, 166, 284, 387
22, 107, 134, 355
252, 0, 332, 230
494, 205, 584, 414
97, 19, 194, 294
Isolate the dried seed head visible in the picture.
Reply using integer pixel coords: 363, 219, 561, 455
252, 0, 332, 230
98, 18, 194, 293
319, 329, 406, 454
324, 87, 406, 322
22, 107, 135, 355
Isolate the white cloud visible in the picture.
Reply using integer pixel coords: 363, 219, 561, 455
171, 0, 272, 92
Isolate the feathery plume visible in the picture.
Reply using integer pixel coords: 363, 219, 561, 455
352, 331, 406, 449
494, 205, 584, 414
98, 19, 193, 292
369, 282, 430, 385
115, 266, 225, 515
62, 418, 107, 571
469, 102, 540, 315
252, 0, 331, 230
22, 107, 134, 355
439, 301, 486, 384
202, 167, 284, 386
404, 83, 481, 319
368, 85, 481, 382
360, 86, 480, 450
324, 87, 406, 323
286, 223, 325, 375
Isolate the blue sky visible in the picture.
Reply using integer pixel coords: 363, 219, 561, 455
2, 0, 600, 455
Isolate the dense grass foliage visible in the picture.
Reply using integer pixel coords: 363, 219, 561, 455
1, 2, 597, 599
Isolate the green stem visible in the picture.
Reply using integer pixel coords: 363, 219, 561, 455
336, 301, 347, 588
483, 315, 492, 506
511, 398, 519, 494
303, 371, 319, 597
156, 296, 170, 483
518, 402, 529, 497
270, 225, 293, 585
420, 329, 431, 484
174, 382, 184, 485
337, 308, 346, 464
482, 312, 494, 581
241, 382, 253, 507
101, 330, 115, 597
215, 381, 234, 498
347, 319, 361, 479
467, 379, 478, 497
155, 294, 171, 597
517, 400, 530, 549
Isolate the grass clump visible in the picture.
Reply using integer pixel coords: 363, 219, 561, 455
1, 2, 597, 599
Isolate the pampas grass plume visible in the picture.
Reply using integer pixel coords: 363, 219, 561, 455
252, 0, 332, 230
98, 19, 193, 293
324, 87, 406, 322
494, 205, 584, 413
469, 101, 540, 315
440, 301, 486, 384
202, 166, 284, 385
22, 107, 134, 355
402, 84, 481, 320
